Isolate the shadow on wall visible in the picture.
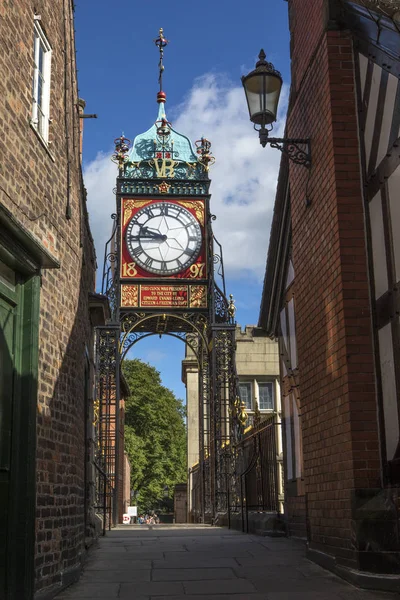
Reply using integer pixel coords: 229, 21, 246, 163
33, 237, 97, 598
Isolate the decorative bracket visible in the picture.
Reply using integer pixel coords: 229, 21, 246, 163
258, 129, 311, 168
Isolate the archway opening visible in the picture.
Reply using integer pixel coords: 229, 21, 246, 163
121, 330, 198, 524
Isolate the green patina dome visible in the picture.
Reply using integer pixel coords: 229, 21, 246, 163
128, 101, 198, 164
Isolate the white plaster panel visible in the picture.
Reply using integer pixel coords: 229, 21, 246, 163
376, 73, 398, 168
378, 324, 399, 461
286, 260, 295, 290
358, 53, 368, 99
388, 164, 400, 283
280, 307, 289, 360
288, 298, 297, 370
364, 62, 382, 166
292, 396, 301, 479
370, 190, 388, 299
284, 394, 293, 481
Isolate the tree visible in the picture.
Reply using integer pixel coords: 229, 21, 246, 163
122, 359, 187, 512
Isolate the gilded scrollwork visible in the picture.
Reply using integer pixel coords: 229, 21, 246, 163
189, 285, 207, 308
176, 201, 204, 226
121, 285, 139, 307
123, 199, 151, 226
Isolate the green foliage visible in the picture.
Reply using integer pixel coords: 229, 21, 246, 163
122, 358, 187, 512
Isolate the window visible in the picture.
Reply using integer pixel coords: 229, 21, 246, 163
238, 383, 252, 410
258, 382, 274, 410
283, 392, 303, 481
32, 21, 52, 142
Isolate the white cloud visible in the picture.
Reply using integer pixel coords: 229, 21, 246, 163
84, 150, 118, 283
84, 73, 286, 284
173, 74, 286, 281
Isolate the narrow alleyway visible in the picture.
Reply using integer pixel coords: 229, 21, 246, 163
56, 525, 399, 600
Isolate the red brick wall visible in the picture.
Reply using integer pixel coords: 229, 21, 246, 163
286, 495, 307, 539
287, 0, 379, 567
288, 0, 329, 94
118, 401, 125, 523
0, 0, 96, 594
123, 453, 131, 515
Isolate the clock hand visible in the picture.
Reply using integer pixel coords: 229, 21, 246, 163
130, 233, 166, 241
129, 227, 167, 241
141, 226, 168, 241
142, 226, 160, 234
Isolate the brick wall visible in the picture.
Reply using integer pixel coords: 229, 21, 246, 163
0, 0, 96, 594
123, 453, 131, 515
287, 0, 378, 568
118, 401, 125, 523
286, 495, 307, 539
288, 0, 329, 94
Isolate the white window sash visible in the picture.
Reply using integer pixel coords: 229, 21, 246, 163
32, 22, 52, 142
258, 382, 274, 410
31, 32, 40, 126
239, 383, 252, 410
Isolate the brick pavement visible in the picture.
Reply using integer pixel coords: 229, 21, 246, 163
56, 525, 400, 599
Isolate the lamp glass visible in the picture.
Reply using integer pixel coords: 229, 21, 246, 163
243, 72, 282, 126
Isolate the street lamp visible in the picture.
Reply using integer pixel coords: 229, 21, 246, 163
163, 485, 169, 498
242, 50, 311, 168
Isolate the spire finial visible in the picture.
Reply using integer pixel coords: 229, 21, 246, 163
154, 27, 169, 103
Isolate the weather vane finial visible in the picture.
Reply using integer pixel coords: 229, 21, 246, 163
154, 27, 169, 102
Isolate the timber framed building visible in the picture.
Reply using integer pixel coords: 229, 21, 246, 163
260, 0, 400, 589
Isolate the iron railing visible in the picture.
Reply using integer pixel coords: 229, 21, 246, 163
189, 417, 281, 529
240, 418, 280, 533
93, 461, 114, 536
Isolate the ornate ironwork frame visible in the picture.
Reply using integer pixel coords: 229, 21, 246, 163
94, 125, 244, 527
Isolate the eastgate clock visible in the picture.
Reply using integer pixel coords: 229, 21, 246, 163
125, 202, 202, 275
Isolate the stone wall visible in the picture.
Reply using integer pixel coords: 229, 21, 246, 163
0, 0, 97, 596
235, 325, 279, 377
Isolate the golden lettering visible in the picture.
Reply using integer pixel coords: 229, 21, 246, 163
122, 262, 138, 277
154, 158, 177, 178
189, 263, 205, 279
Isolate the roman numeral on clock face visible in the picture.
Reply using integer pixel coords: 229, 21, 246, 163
144, 257, 153, 269
130, 246, 141, 257
144, 206, 155, 218
159, 204, 169, 216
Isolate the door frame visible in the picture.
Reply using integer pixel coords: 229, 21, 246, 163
0, 205, 59, 599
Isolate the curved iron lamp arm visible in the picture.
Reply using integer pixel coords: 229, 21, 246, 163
258, 129, 311, 169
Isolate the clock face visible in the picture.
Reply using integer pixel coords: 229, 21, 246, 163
125, 202, 202, 275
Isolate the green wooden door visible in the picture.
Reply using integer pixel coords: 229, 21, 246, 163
0, 277, 17, 597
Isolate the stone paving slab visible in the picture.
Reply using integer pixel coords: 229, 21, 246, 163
80, 569, 151, 582
84, 559, 152, 570
57, 582, 119, 598
252, 576, 351, 593
151, 568, 236, 581
152, 556, 240, 569
119, 581, 184, 596
147, 596, 269, 600
182, 578, 257, 595
56, 525, 400, 600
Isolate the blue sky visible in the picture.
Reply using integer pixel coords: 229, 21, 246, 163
75, 1, 290, 400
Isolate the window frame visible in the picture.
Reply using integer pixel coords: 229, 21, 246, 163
31, 21, 52, 143
238, 382, 253, 411
257, 381, 274, 411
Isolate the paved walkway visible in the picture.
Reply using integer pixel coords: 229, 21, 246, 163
57, 525, 399, 600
